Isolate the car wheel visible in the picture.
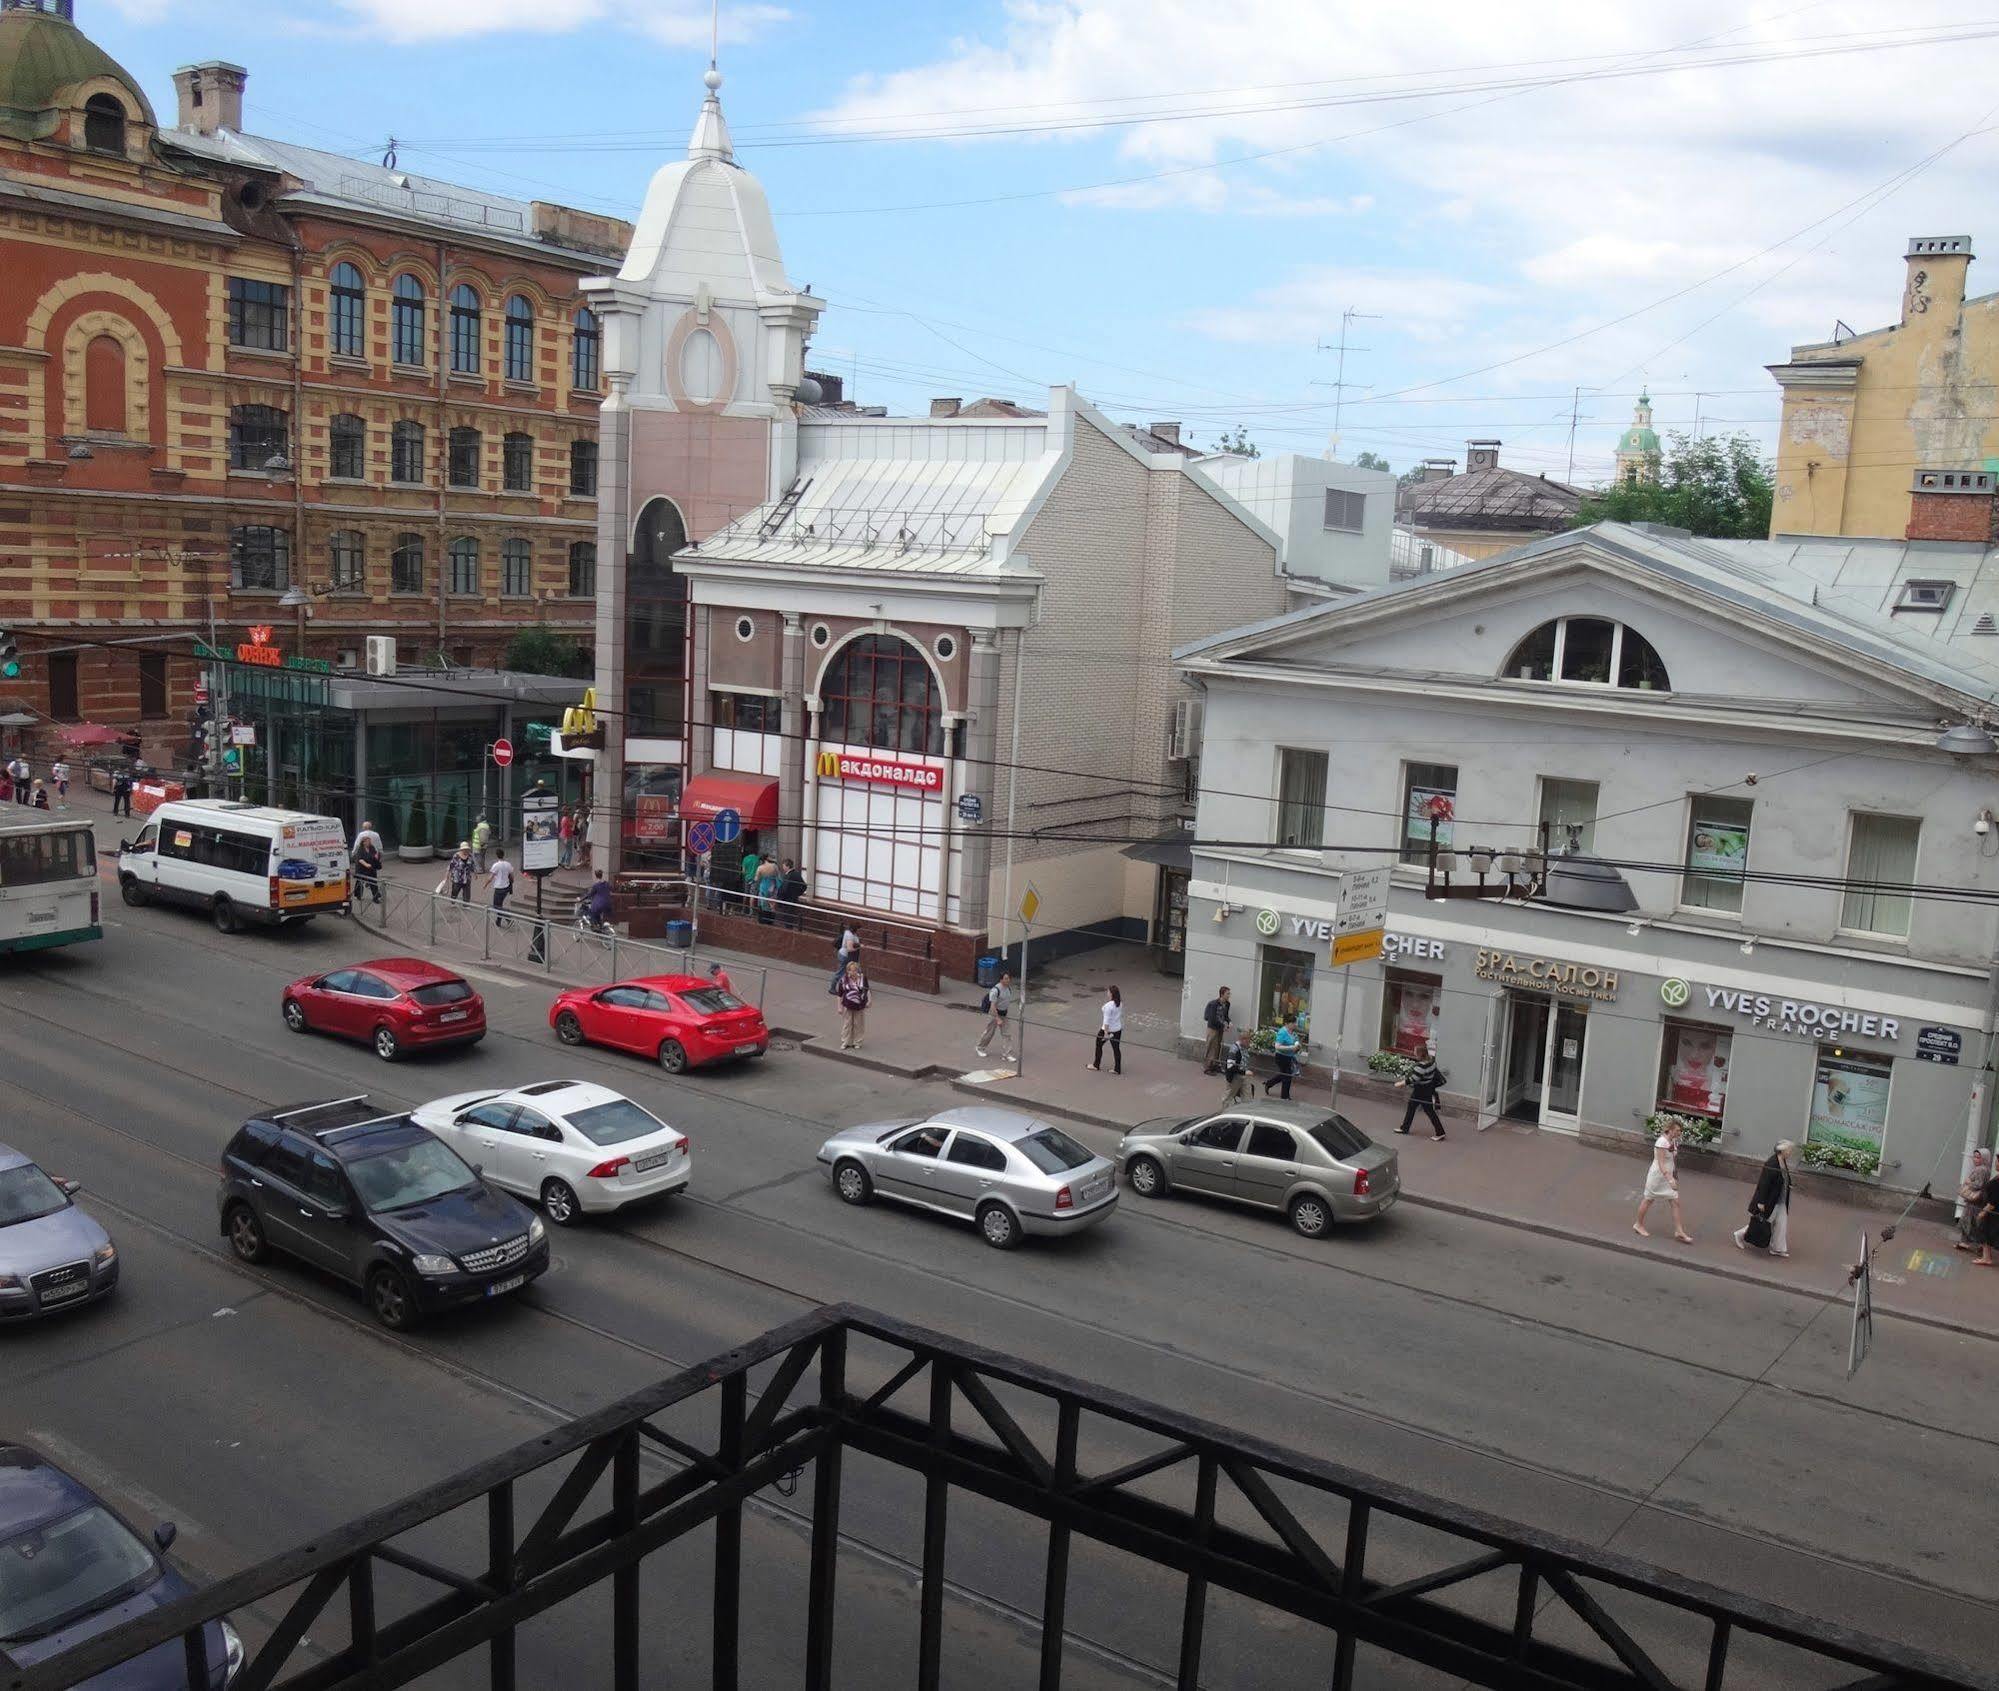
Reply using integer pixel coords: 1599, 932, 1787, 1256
211, 896, 238, 934
119, 877, 149, 907
657, 1039, 688, 1074
226, 1203, 269, 1264
1126, 1155, 1167, 1198
542, 1179, 582, 1226
555, 1010, 585, 1046
282, 998, 308, 1034
833, 1159, 872, 1205
373, 1024, 401, 1062
1289, 1193, 1332, 1239
368, 1267, 417, 1331
978, 1202, 1023, 1251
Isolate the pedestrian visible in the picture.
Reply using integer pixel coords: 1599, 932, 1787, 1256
110, 766, 132, 819
739, 847, 761, 919
29, 780, 48, 811
485, 851, 516, 927
706, 960, 735, 997
1634, 1118, 1695, 1243
1200, 985, 1232, 1073
977, 970, 1015, 1061
1091, 984, 1124, 1074
351, 832, 383, 904
472, 816, 493, 872
1395, 1042, 1448, 1140
754, 857, 780, 925
1971, 1159, 1999, 1268
1220, 1033, 1253, 1105
8, 754, 26, 804
50, 758, 69, 810
1954, 1148, 1994, 1252
776, 857, 807, 929
576, 804, 592, 863
351, 818, 383, 859
1262, 1015, 1302, 1099
445, 841, 475, 903
836, 958, 870, 1050
830, 924, 859, 992
1734, 1139, 1794, 1258
558, 807, 575, 868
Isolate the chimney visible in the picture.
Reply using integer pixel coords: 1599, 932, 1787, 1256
1466, 440, 1501, 474
173, 61, 247, 136
1903, 235, 1974, 327
1906, 468, 1999, 542
929, 397, 962, 418
1419, 458, 1456, 482
1149, 421, 1182, 446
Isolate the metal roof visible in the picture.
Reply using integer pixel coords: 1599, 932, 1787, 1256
1403, 466, 1584, 532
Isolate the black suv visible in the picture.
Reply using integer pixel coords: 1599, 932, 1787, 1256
217, 1096, 549, 1329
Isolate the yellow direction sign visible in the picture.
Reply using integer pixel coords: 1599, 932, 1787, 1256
1018, 883, 1042, 926
1332, 929, 1384, 967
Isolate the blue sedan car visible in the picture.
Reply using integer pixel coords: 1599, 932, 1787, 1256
0, 1446, 241, 1687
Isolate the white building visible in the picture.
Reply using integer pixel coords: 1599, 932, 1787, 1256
1192, 453, 1397, 591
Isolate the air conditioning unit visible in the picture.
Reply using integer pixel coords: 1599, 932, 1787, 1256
1167, 696, 1205, 762
365, 635, 397, 676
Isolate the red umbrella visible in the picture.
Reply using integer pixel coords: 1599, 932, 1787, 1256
58, 723, 127, 748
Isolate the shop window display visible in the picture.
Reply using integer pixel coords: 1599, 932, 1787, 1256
1379, 970, 1441, 1056
1257, 945, 1313, 1040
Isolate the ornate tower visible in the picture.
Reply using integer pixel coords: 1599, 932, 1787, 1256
1613, 390, 1662, 486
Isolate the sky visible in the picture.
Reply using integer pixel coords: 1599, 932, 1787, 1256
83, 0, 1999, 484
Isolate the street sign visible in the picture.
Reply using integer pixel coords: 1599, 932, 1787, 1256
1018, 883, 1041, 926
230, 724, 256, 746
520, 785, 559, 874
1328, 865, 1390, 968
1332, 930, 1384, 967
194, 679, 209, 706
956, 793, 984, 822
1847, 1230, 1874, 1378
1916, 1026, 1963, 1065
687, 820, 715, 857
712, 806, 743, 845
491, 737, 514, 768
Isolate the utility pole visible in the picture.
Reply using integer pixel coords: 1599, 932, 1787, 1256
1565, 387, 1582, 484
1313, 307, 1381, 459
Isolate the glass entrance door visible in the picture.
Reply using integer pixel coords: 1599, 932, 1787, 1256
1502, 993, 1549, 1121
1543, 1002, 1588, 1127
1499, 991, 1589, 1130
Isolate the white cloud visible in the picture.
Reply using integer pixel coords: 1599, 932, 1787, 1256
1186, 267, 1509, 345
327, 0, 786, 46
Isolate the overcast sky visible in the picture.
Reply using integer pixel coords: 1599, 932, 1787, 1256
90, 0, 1999, 483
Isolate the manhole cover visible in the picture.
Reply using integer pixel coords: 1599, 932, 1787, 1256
769, 1038, 799, 1053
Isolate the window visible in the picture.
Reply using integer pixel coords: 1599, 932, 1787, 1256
1539, 776, 1599, 855
626, 497, 689, 739
1322, 488, 1365, 532
1274, 747, 1327, 848
329, 262, 365, 357
1658, 1021, 1731, 1126
1841, 813, 1920, 937
1187, 1119, 1243, 1152
567, 541, 596, 597
448, 426, 481, 488
227, 278, 289, 352
1682, 794, 1752, 913
1504, 617, 1669, 690
712, 691, 781, 734
503, 432, 533, 492
449, 284, 482, 374
84, 335, 125, 433
569, 438, 598, 496
1310, 1116, 1373, 1159
82, 93, 126, 154
136, 651, 167, 719
891, 1125, 949, 1160
303, 1152, 347, 1211
47, 652, 77, 720
1379, 970, 1441, 1056
328, 413, 365, 480
391, 273, 426, 366
391, 419, 424, 484
1257, 944, 1313, 1037
260, 1135, 314, 1193
1016, 1126, 1093, 1174
448, 536, 480, 596
1400, 762, 1458, 863
1894, 579, 1954, 612
1245, 1122, 1297, 1161
504, 294, 535, 381
945, 1134, 1008, 1173
0, 829, 95, 886
391, 534, 424, 595
1807, 1048, 1891, 1177
819, 633, 943, 756
328, 529, 364, 591
228, 404, 287, 472
500, 537, 531, 597
230, 524, 290, 591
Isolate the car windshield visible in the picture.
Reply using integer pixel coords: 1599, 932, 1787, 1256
1017, 1127, 1094, 1174
344, 1137, 478, 1212
0, 1504, 157, 1643
409, 980, 474, 1006
1309, 1116, 1373, 1160
679, 987, 744, 1015
565, 1098, 669, 1147
0, 1165, 68, 1227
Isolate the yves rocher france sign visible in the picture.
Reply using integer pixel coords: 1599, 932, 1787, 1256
815, 749, 944, 792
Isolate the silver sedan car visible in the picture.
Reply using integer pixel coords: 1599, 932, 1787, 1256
1115, 1102, 1399, 1237
817, 1106, 1118, 1249
0, 1143, 119, 1320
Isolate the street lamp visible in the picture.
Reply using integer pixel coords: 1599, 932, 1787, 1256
1936, 722, 1998, 756
278, 584, 309, 660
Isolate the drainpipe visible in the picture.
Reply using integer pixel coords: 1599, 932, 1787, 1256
435, 239, 449, 652
288, 240, 305, 623
998, 624, 1026, 971
1959, 923, 1999, 1215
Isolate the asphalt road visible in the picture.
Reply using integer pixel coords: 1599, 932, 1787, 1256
1, 894, 1993, 1688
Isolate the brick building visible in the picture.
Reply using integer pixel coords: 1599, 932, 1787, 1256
0, 0, 626, 747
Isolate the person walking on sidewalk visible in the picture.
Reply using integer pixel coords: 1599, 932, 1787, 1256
977, 971, 1015, 1062
484, 851, 516, 928
1954, 1148, 1994, 1252
1970, 1162, 1999, 1267
8, 755, 27, 804
557, 808, 575, 869
1263, 1016, 1302, 1100
471, 817, 493, 872
352, 818, 382, 860
1091, 985, 1124, 1074
1200, 986, 1231, 1073
351, 833, 383, 905
1634, 1118, 1694, 1243
50, 758, 69, 810
830, 925, 859, 992
836, 959, 870, 1051
445, 842, 475, 903
1734, 1140, 1793, 1257
1395, 1044, 1449, 1140
1220, 1034, 1252, 1105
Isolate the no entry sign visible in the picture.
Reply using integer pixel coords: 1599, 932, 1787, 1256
491, 737, 515, 768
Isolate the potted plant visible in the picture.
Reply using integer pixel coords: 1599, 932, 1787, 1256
398, 789, 433, 862
1368, 1049, 1420, 1080
1798, 1139, 1881, 1178
1645, 1109, 1719, 1150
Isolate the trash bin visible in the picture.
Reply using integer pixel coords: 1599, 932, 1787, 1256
976, 954, 1001, 988
666, 918, 694, 949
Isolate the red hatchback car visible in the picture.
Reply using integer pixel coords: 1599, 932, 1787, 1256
282, 956, 487, 1062
550, 973, 768, 1073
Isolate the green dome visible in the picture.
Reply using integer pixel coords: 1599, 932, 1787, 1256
1617, 426, 1660, 455
0, 5, 153, 143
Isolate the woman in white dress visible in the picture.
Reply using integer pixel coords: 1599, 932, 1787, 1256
1633, 1119, 1695, 1243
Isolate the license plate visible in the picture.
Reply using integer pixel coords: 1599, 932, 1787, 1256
1082, 1179, 1110, 1204
38, 1280, 88, 1304
735, 1042, 761, 1055
634, 1150, 675, 1172
1379, 1191, 1396, 1209
440, 1010, 469, 1023
485, 1274, 527, 1297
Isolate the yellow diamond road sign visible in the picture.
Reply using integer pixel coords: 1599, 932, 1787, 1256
1019, 884, 1042, 926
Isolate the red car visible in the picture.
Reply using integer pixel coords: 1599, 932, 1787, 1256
549, 973, 768, 1073
282, 956, 486, 1062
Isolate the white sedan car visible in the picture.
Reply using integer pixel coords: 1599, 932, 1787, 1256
410, 1080, 690, 1226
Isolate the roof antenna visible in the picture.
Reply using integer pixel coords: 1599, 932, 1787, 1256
382, 136, 398, 170
711, 0, 720, 71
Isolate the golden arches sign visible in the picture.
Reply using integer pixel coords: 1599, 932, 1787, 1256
815, 750, 840, 778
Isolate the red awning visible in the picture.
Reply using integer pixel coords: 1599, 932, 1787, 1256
679, 773, 780, 831
58, 723, 127, 747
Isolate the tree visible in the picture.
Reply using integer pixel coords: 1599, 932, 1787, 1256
1572, 431, 1773, 539
1212, 424, 1261, 458
1353, 451, 1391, 472
504, 625, 593, 678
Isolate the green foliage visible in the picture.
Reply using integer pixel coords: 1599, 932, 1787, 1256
1573, 431, 1773, 538
1799, 1139, 1881, 1177
504, 625, 593, 679
1368, 1049, 1420, 1078
1212, 424, 1261, 458
1645, 1110, 1719, 1149
1353, 451, 1391, 473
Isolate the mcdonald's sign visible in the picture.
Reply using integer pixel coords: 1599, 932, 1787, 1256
558, 687, 604, 751
814, 749, 943, 792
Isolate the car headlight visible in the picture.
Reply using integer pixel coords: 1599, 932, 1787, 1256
92, 1243, 117, 1267
411, 1253, 456, 1276
0, 1274, 20, 1292
528, 1216, 546, 1245
220, 1618, 245, 1682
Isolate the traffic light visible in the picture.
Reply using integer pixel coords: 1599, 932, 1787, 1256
0, 630, 17, 681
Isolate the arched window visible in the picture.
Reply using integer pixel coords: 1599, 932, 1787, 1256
83, 94, 126, 155
1503, 617, 1669, 691
568, 541, 596, 598
329, 262, 366, 358
391, 274, 426, 366
390, 419, 424, 484
504, 294, 535, 382
569, 438, 598, 496
447, 426, 481, 488
626, 497, 688, 737
572, 307, 600, 391
820, 634, 943, 757
328, 413, 365, 480
328, 529, 364, 591
447, 536, 480, 597
449, 284, 482, 374
228, 403, 288, 472
500, 537, 532, 597
502, 431, 533, 492
84, 335, 126, 433
390, 533, 424, 595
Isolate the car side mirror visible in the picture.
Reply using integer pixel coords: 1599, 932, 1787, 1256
118, 839, 131, 852
55, 1177, 81, 1196
471, 1163, 484, 1178
1180, 1133, 1199, 1147
152, 1521, 177, 1553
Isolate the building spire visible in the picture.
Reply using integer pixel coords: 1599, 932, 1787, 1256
688, 64, 733, 163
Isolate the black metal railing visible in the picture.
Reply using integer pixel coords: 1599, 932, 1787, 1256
8, 1305, 1980, 1691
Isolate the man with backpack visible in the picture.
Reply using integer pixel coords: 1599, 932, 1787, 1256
976, 971, 1015, 1062
1200, 985, 1232, 1073
1396, 1042, 1448, 1140
1219, 1033, 1252, 1105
